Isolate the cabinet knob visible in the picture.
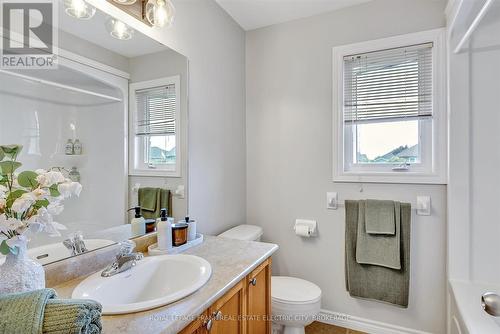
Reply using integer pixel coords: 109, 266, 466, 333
249, 278, 257, 286
205, 319, 213, 331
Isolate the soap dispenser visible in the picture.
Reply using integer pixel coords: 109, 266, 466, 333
128, 207, 146, 237
157, 208, 173, 251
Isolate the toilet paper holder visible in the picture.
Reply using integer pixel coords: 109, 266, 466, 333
294, 219, 317, 237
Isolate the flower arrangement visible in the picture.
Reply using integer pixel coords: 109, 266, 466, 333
0, 145, 82, 255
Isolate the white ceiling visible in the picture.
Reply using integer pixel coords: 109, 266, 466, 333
215, 0, 372, 31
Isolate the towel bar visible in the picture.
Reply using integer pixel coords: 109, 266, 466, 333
329, 196, 431, 216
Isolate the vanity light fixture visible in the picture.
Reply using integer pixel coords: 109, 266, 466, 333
145, 0, 175, 28
105, 17, 134, 40
112, 0, 137, 5
64, 0, 96, 20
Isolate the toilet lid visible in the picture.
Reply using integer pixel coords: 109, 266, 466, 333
271, 276, 322, 304
218, 224, 263, 241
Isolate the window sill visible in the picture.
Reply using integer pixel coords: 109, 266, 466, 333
129, 169, 181, 178
333, 171, 447, 185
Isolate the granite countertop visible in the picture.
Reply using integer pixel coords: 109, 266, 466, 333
53, 236, 278, 334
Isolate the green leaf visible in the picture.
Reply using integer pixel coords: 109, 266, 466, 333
49, 184, 60, 197
0, 161, 22, 174
6, 189, 27, 207
0, 240, 11, 255
33, 199, 49, 209
0, 145, 22, 159
17, 171, 39, 189
0, 147, 4, 161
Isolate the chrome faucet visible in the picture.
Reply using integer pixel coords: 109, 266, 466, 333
101, 241, 144, 277
63, 231, 88, 256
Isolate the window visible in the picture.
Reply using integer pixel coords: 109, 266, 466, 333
129, 76, 181, 177
333, 29, 446, 184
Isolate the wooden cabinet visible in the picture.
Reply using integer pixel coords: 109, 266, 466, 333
247, 258, 272, 334
209, 280, 246, 333
180, 257, 272, 334
178, 310, 208, 334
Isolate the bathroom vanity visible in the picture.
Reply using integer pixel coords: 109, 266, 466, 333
50, 236, 278, 334
180, 257, 272, 334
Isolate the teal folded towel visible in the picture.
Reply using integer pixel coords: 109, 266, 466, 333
356, 200, 401, 269
365, 199, 396, 235
0, 289, 103, 334
42, 299, 102, 334
0, 288, 56, 334
345, 200, 411, 307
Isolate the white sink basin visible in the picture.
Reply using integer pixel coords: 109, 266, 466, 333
0, 239, 114, 265
72, 254, 212, 315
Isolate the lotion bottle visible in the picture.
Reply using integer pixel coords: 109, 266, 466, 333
157, 208, 173, 251
128, 207, 146, 237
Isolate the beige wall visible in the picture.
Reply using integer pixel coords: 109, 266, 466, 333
246, 0, 447, 332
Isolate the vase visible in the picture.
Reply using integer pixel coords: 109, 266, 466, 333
0, 241, 45, 294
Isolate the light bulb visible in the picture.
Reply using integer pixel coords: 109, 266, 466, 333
145, 0, 175, 28
105, 18, 134, 40
112, 0, 137, 4
64, 0, 96, 20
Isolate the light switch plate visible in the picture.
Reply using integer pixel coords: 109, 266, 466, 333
416, 196, 431, 216
327, 192, 338, 210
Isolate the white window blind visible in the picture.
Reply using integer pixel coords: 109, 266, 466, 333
344, 43, 433, 123
135, 84, 176, 136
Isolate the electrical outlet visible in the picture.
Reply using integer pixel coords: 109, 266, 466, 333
327, 192, 338, 210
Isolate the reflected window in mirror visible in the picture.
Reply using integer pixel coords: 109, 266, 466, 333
130, 76, 181, 177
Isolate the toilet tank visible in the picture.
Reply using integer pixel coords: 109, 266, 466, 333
218, 224, 263, 241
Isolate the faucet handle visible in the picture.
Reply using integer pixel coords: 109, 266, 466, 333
117, 240, 136, 256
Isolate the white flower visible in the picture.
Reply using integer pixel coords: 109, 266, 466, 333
11, 192, 36, 213
0, 198, 5, 210
58, 182, 82, 198
0, 214, 24, 233
35, 169, 47, 175
31, 188, 49, 200
47, 201, 64, 216
36, 171, 65, 187
36, 207, 67, 237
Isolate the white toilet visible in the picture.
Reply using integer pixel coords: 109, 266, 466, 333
218, 225, 322, 334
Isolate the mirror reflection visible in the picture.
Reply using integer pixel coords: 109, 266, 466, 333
0, 3, 188, 266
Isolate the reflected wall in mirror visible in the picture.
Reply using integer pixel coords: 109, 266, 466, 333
0, 4, 188, 266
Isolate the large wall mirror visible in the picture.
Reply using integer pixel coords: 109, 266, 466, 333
0, 3, 188, 265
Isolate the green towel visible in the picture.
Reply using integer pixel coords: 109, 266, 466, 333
0, 288, 56, 334
365, 199, 396, 235
138, 187, 170, 219
345, 200, 411, 307
42, 299, 102, 334
356, 200, 401, 269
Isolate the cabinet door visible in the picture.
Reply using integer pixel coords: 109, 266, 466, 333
179, 311, 209, 334
209, 280, 246, 334
247, 258, 271, 334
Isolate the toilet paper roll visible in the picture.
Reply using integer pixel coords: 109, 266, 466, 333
295, 225, 311, 237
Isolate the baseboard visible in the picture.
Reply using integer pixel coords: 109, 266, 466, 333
317, 309, 434, 334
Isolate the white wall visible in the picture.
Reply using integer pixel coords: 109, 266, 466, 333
450, 5, 500, 285
128, 49, 189, 221
246, 0, 447, 333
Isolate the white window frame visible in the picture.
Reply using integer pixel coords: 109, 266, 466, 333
129, 76, 181, 177
332, 29, 447, 184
